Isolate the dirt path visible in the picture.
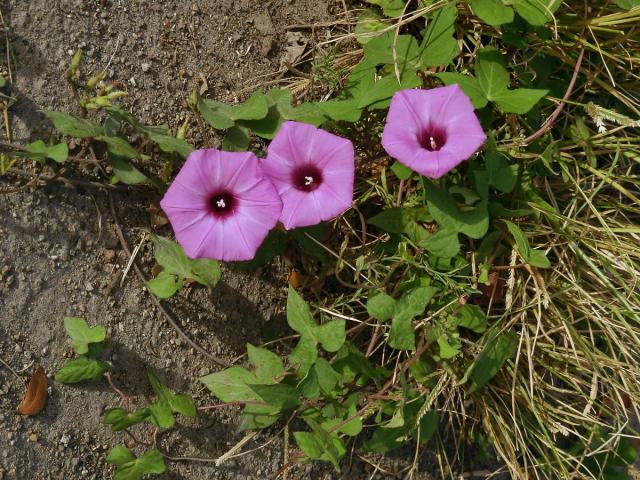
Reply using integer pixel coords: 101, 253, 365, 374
0, 1, 368, 479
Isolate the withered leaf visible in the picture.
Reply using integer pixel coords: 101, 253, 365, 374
17, 366, 48, 416
288, 270, 305, 289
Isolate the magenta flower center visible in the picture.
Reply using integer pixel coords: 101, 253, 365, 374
292, 165, 323, 192
208, 191, 236, 217
418, 126, 447, 152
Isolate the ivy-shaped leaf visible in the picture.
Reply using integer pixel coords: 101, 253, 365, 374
435, 72, 488, 109
355, 9, 387, 44
21, 140, 69, 164
366, 0, 407, 17
64, 317, 106, 354
294, 418, 346, 470
106, 446, 166, 480
389, 286, 439, 350
512, 0, 561, 26
287, 287, 346, 373
426, 181, 489, 240
148, 235, 221, 296
147, 372, 196, 429
475, 47, 548, 113
103, 408, 151, 432
419, 5, 459, 67
468, 0, 514, 26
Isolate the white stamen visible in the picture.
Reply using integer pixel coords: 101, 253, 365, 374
216, 198, 226, 208
429, 136, 437, 150
304, 175, 314, 186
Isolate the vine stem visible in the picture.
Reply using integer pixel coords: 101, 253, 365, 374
108, 193, 230, 367
105, 371, 133, 407
522, 46, 586, 146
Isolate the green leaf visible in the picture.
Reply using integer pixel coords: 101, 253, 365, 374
295, 419, 346, 469
492, 88, 548, 114
221, 125, 250, 151
146, 271, 183, 299
426, 182, 489, 239
419, 5, 459, 67
106, 447, 166, 480
475, 47, 510, 100
110, 155, 150, 185
456, 305, 487, 333
391, 160, 413, 180
23, 140, 69, 164
512, 0, 561, 26
314, 358, 342, 394
389, 287, 439, 350
55, 356, 108, 383
437, 334, 462, 359
97, 135, 139, 159
528, 249, 551, 268
247, 344, 285, 384
151, 235, 221, 288
368, 207, 431, 234
249, 384, 299, 411
200, 366, 259, 403
615, 0, 640, 9
143, 126, 193, 157
316, 320, 347, 352
197, 98, 234, 130
103, 408, 151, 432
0, 74, 6, 87
286, 103, 326, 126
366, 0, 407, 17
505, 221, 530, 259
106, 445, 135, 465
355, 9, 387, 44
231, 90, 269, 121
470, 331, 518, 392
420, 228, 460, 258
290, 336, 318, 374
239, 105, 283, 139
482, 143, 518, 194
42, 111, 104, 137
367, 293, 396, 321
316, 99, 362, 123
357, 71, 421, 109
64, 317, 106, 354
345, 57, 377, 101
287, 287, 346, 372
364, 33, 420, 70
147, 371, 196, 428
468, 0, 514, 25
435, 73, 488, 109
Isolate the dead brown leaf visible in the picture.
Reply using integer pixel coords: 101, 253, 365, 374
16, 366, 48, 416
288, 270, 305, 289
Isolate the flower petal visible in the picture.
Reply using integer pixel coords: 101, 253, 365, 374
264, 121, 355, 229
382, 85, 486, 179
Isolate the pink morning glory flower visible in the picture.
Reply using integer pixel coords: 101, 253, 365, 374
261, 121, 355, 230
160, 149, 283, 261
381, 84, 487, 179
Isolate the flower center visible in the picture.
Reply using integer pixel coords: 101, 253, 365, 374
293, 165, 323, 192
418, 127, 447, 152
208, 191, 235, 218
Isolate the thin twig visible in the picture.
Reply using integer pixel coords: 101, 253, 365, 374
523, 46, 586, 146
